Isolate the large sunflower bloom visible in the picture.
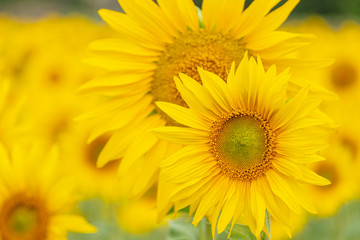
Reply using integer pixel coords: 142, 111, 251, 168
79, 0, 331, 211
0, 142, 96, 240
151, 55, 332, 238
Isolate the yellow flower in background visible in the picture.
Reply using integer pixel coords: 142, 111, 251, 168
59, 122, 124, 201
0, 141, 96, 240
79, 0, 329, 210
271, 213, 307, 240
117, 199, 158, 234
0, 17, 111, 89
151, 56, 332, 238
0, 17, 116, 143
0, 77, 25, 149
117, 188, 164, 235
289, 17, 360, 102
305, 135, 357, 216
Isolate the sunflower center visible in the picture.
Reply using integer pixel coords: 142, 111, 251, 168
331, 61, 357, 90
48, 70, 62, 85
8, 207, 37, 235
209, 111, 276, 181
340, 135, 358, 160
152, 29, 246, 123
0, 192, 49, 240
86, 135, 119, 172
315, 162, 339, 189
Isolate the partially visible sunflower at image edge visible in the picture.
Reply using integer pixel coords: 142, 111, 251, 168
0, 142, 96, 240
78, 0, 333, 216
151, 55, 332, 238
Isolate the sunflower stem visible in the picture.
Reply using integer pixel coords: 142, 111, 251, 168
199, 219, 212, 240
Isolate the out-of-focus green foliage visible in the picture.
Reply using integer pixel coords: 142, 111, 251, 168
68, 199, 168, 240
294, 200, 360, 240
165, 201, 360, 240
166, 217, 271, 240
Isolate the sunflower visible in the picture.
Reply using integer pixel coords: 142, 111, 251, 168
0, 141, 96, 240
0, 77, 25, 150
288, 17, 360, 104
80, 0, 330, 209
288, 17, 360, 192
304, 135, 357, 217
116, 187, 164, 234
271, 213, 307, 240
59, 121, 124, 201
0, 17, 114, 143
151, 55, 332, 238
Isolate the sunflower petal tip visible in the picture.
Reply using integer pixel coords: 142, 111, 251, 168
96, 154, 108, 168
312, 207, 319, 215
198, 65, 207, 73
89, 225, 98, 233
174, 76, 182, 85
243, 51, 249, 58
323, 178, 331, 186
154, 101, 164, 108
98, 8, 109, 17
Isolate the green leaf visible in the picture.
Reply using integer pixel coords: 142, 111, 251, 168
294, 200, 360, 240
215, 223, 257, 240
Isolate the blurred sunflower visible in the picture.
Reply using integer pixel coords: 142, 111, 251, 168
289, 17, 360, 193
59, 122, 123, 201
271, 213, 307, 240
80, 0, 330, 211
116, 187, 164, 234
290, 17, 360, 102
151, 55, 332, 238
0, 142, 96, 240
305, 135, 357, 216
0, 77, 25, 149
0, 17, 114, 142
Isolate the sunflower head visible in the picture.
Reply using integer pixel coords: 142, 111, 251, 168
78, 0, 335, 204
0, 192, 49, 240
0, 141, 97, 240
152, 55, 332, 238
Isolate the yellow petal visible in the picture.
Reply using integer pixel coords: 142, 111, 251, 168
272, 157, 302, 179
156, 101, 209, 130
98, 9, 162, 50
177, 0, 199, 31
118, 0, 177, 43
231, 0, 281, 39
177, 74, 219, 120
88, 38, 159, 56
272, 85, 309, 130
250, 180, 266, 237
298, 165, 331, 186
266, 170, 301, 213
151, 126, 208, 145
51, 215, 97, 233
201, 0, 226, 30
198, 68, 232, 112
157, 0, 188, 33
